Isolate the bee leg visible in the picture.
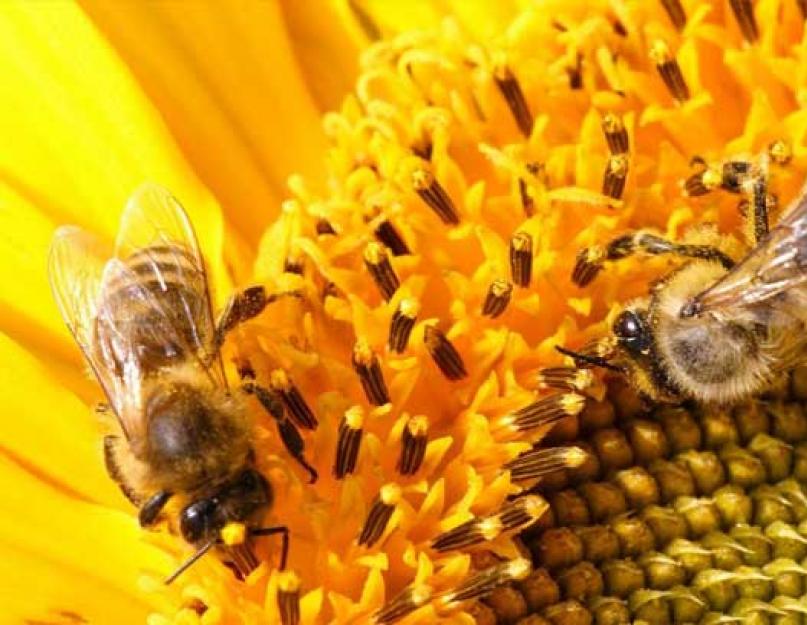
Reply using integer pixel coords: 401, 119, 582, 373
243, 382, 319, 484
215, 285, 302, 348
138, 490, 173, 527
250, 525, 290, 569
103, 435, 141, 505
747, 175, 770, 243
572, 231, 735, 286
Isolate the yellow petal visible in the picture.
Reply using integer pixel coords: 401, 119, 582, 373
79, 0, 329, 246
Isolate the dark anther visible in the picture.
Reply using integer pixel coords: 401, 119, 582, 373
388, 298, 419, 353
316, 218, 336, 236
364, 242, 400, 301
397, 416, 428, 475
358, 484, 400, 547
412, 168, 460, 225
374, 219, 410, 256
729, 0, 759, 43
424, 325, 467, 381
482, 279, 513, 318
602, 113, 629, 155
660, 0, 687, 30
334, 407, 364, 479
352, 339, 391, 405
650, 40, 690, 102
277, 571, 301, 625
603, 154, 629, 199
494, 65, 534, 137
510, 231, 534, 287
270, 370, 318, 430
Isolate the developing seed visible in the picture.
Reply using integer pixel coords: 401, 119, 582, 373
700, 531, 748, 570
674, 496, 721, 537
656, 406, 702, 452
483, 585, 528, 624
712, 484, 754, 526
649, 459, 696, 502
541, 599, 593, 625
720, 445, 767, 489
753, 485, 795, 527
613, 466, 660, 508
729, 525, 772, 567
748, 433, 793, 482
535, 527, 584, 570
517, 568, 561, 613
628, 588, 671, 624
639, 552, 686, 589
733, 401, 771, 443
602, 559, 646, 597
676, 450, 726, 495
610, 516, 656, 557
700, 409, 740, 449
589, 596, 630, 625
665, 538, 713, 575
641, 505, 690, 546
626, 420, 669, 464
573, 524, 621, 563
551, 490, 591, 527
590, 428, 634, 471
557, 562, 603, 602
691, 569, 737, 611
579, 481, 628, 522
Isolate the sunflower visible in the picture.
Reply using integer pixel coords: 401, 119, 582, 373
4, 1, 807, 625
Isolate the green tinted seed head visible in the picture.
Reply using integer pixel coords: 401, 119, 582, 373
765, 521, 807, 560
656, 407, 702, 452
641, 505, 689, 545
732, 402, 771, 443
691, 569, 737, 611
762, 558, 807, 597
551, 490, 591, 527
557, 561, 603, 602
753, 486, 796, 527
613, 466, 660, 508
700, 532, 750, 570
517, 568, 560, 613
729, 525, 772, 567
665, 538, 713, 575
720, 445, 767, 489
626, 419, 669, 464
673, 496, 721, 537
590, 428, 634, 470
700, 408, 740, 449
732, 565, 773, 600
638, 552, 686, 590
648, 459, 696, 502
578, 482, 627, 522
677, 450, 726, 495
610, 516, 656, 557
712, 484, 754, 526
748, 434, 793, 482
602, 559, 646, 597
627, 589, 671, 624
768, 402, 807, 443
573, 525, 620, 563
541, 599, 593, 625
589, 596, 630, 625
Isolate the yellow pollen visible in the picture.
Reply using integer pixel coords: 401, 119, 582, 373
607, 154, 629, 176
407, 415, 428, 436
380, 483, 402, 506
353, 338, 374, 365
521, 495, 549, 520
506, 558, 532, 581
363, 241, 387, 265
220, 522, 246, 547
344, 405, 365, 429
601, 112, 623, 134
269, 369, 291, 390
649, 39, 673, 65
702, 167, 723, 190
560, 393, 586, 415
564, 446, 590, 468
479, 517, 503, 541
277, 570, 301, 593
768, 139, 792, 165
410, 167, 433, 191
398, 297, 420, 318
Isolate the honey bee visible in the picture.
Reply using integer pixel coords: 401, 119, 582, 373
566, 167, 807, 405
49, 184, 316, 583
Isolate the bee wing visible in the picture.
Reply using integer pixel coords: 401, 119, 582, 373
692, 187, 807, 314
114, 183, 226, 387
48, 227, 141, 438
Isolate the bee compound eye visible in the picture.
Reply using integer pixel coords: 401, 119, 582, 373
613, 310, 642, 339
180, 498, 218, 543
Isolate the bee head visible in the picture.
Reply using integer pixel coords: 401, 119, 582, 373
179, 468, 272, 544
612, 308, 652, 355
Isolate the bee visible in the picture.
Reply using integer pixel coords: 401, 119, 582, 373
48, 184, 317, 583
565, 162, 807, 405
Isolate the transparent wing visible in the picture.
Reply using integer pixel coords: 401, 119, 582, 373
115, 183, 225, 386
48, 227, 141, 439
692, 185, 807, 314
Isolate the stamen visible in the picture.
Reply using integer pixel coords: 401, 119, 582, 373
498, 393, 586, 432
660, 0, 687, 30
729, 0, 759, 43
352, 339, 391, 406
358, 483, 401, 547
481, 279, 513, 318
270, 370, 318, 430
503, 446, 589, 481
566, 53, 583, 90
316, 218, 336, 236
799, 0, 807, 19
364, 242, 400, 301
397, 415, 429, 475
537, 367, 594, 391
284, 256, 304, 275
388, 297, 420, 353
334, 406, 364, 479
373, 584, 433, 625
683, 165, 722, 196
509, 232, 533, 287
768, 139, 792, 165
412, 168, 460, 225
518, 162, 543, 217
601, 113, 629, 155
438, 558, 531, 606
424, 325, 468, 381
572, 245, 606, 287
602, 154, 629, 199
374, 219, 411, 256
493, 65, 534, 137
277, 571, 301, 625
431, 496, 548, 552
649, 40, 690, 102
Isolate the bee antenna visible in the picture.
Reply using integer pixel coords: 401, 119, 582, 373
555, 345, 623, 372
164, 538, 217, 585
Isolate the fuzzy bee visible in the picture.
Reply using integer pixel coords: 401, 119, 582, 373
48, 184, 316, 583
565, 162, 807, 405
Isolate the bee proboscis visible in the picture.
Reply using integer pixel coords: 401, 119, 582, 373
49, 184, 317, 583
